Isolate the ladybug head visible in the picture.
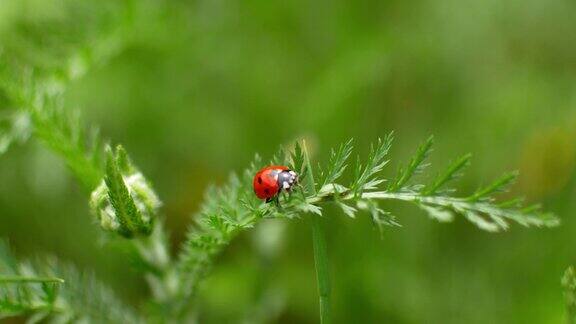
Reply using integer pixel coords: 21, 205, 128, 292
277, 170, 298, 192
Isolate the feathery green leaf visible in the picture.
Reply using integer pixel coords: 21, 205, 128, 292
423, 153, 472, 195
388, 135, 434, 192
468, 171, 519, 202
320, 138, 354, 187
0, 241, 140, 322
351, 132, 394, 193
291, 141, 306, 176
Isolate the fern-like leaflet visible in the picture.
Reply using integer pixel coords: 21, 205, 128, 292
172, 135, 558, 316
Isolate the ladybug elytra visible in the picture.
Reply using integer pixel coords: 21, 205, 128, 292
253, 165, 298, 203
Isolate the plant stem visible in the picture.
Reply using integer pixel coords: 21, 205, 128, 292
0, 276, 65, 284
301, 140, 331, 324
311, 216, 331, 324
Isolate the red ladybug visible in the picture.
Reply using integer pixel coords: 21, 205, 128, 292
253, 165, 298, 203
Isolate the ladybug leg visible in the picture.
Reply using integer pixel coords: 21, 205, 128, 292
265, 197, 273, 203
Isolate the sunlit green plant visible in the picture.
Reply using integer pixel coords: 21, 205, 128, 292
0, 1, 561, 323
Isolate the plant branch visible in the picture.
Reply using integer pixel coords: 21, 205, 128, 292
174, 137, 558, 319
0, 276, 64, 284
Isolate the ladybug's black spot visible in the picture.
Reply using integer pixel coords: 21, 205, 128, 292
258, 177, 263, 184
264, 189, 270, 194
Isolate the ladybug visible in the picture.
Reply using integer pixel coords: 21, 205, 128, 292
253, 165, 299, 203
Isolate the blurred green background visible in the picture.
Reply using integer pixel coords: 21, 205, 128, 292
1, 0, 576, 322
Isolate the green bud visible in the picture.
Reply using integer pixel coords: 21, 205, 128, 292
90, 145, 161, 237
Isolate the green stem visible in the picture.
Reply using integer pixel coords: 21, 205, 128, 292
0, 276, 65, 284
311, 216, 331, 324
301, 140, 331, 324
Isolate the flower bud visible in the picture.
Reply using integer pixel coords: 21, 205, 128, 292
89, 145, 161, 237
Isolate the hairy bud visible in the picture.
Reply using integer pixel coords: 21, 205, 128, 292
90, 145, 160, 237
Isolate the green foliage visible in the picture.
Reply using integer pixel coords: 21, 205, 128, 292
302, 136, 557, 232
172, 159, 266, 316
319, 139, 354, 188
0, 241, 59, 318
0, 0, 138, 190
351, 133, 394, 194
0, 99, 561, 321
53, 261, 141, 323
564, 266, 576, 324
422, 154, 471, 196
387, 136, 434, 192
0, 56, 105, 191
467, 172, 519, 202
173, 137, 558, 318
290, 141, 306, 177
0, 241, 140, 323
32, 95, 104, 190
0, 1, 171, 321
0, 0, 562, 322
